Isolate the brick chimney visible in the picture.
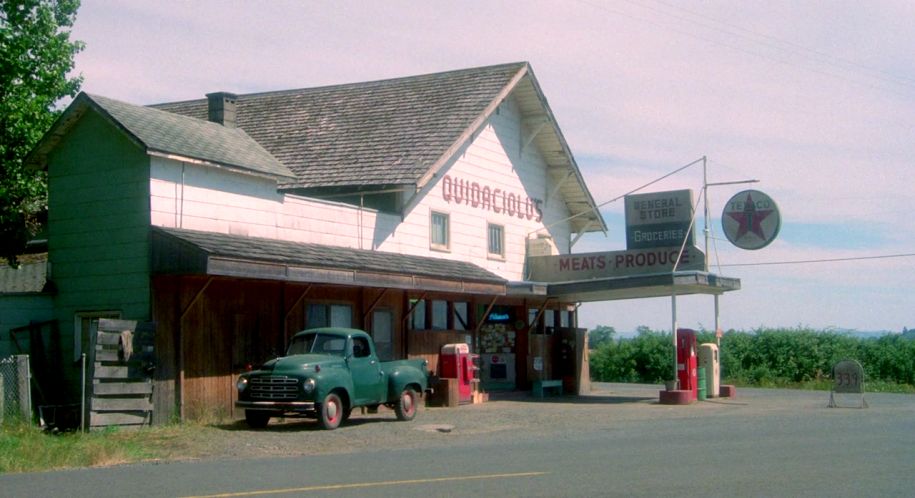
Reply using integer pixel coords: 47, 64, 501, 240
206, 92, 238, 128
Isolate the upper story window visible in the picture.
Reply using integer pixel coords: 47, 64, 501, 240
487, 223, 504, 258
430, 211, 450, 251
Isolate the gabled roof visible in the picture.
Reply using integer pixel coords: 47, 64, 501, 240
152, 227, 507, 294
154, 62, 607, 233
27, 93, 296, 181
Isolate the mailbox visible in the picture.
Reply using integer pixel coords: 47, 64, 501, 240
677, 328, 698, 400
698, 343, 720, 399
440, 343, 477, 404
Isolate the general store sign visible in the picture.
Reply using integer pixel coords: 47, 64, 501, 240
625, 189, 695, 249
528, 245, 705, 282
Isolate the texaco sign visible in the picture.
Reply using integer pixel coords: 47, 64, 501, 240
722, 190, 781, 250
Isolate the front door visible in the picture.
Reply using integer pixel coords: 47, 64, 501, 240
348, 335, 385, 405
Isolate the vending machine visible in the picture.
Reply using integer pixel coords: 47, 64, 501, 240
698, 343, 720, 398
677, 328, 698, 400
439, 343, 478, 404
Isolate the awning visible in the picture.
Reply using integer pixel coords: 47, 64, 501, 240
151, 227, 507, 295
508, 271, 740, 302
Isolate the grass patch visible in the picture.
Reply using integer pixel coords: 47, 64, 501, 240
724, 378, 915, 394
0, 421, 215, 474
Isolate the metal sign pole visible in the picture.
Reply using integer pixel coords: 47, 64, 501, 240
81, 353, 86, 432
672, 287, 678, 388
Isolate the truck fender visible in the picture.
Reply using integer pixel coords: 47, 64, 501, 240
387, 369, 427, 400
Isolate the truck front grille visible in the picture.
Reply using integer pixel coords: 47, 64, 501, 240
249, 376, 299, 400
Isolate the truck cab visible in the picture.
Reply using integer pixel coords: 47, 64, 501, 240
236, 327, 429, 429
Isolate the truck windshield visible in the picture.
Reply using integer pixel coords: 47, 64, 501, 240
287, 333, 347, 357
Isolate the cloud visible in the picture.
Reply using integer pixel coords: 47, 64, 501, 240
68, 0, 915, 331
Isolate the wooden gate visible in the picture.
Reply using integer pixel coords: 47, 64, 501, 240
87, 319, 156, 429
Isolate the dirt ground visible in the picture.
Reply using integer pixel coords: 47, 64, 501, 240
154, 382, 899, 462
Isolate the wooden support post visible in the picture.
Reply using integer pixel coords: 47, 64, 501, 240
177, 277, 213, 421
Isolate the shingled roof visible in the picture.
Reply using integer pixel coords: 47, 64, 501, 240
153, 62, 606, 233
152, 227, 507, 294
27, 93, 296, 180
152, 62, 526, 189
0, 257, 50, 295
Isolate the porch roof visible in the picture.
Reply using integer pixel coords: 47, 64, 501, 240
151, 227, 507, 295
508, 271, 740, 302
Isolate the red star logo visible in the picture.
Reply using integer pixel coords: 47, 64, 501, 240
727, 192, 773, 240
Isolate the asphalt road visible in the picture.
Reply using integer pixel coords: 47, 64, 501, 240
2, 384, 914, 497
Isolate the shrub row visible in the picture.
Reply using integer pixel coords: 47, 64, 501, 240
589, 327, 915, 387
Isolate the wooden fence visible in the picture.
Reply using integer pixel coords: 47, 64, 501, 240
87, 319, 156, 429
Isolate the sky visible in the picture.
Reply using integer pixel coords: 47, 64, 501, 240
68, 0, 915, 334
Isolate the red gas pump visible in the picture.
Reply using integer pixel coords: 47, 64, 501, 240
440, 343, 477, 404
677, 328, 698, 401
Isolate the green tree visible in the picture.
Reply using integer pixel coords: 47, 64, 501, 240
0, 0, 83, 266
587, 325, 615, 349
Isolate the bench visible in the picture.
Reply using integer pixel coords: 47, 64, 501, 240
532, 379, 563, 398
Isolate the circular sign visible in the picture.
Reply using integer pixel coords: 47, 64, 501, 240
721, 190, 781, 250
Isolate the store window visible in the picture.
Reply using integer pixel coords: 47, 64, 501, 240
430, 211, 450, 250
410, 299, 426, 330
487, 223, 504, 258
431, 300, 448, 330
411, 299, 471, 331
306, 303, 353, 329
453, 302, 469, 330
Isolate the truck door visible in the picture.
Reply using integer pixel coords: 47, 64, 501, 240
349, 336, 385, 405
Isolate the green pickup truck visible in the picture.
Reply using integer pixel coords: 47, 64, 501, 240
235, 327, 430, 430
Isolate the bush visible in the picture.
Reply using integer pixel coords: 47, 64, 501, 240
590, 325, 915, 389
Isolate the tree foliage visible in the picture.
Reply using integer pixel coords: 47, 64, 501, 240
587, 325, 615, 349
590, 326, 915, 388
0, 0, 83, 266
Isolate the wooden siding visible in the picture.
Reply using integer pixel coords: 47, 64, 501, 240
152, 277, 391, 421
407, 330, 470, 376
47, 111, 152, 401
146, 94, 576, 284
394, 94, 573, 279
149, 157, 396, 251
0, 295, 55, 357
88, 319, 155, 429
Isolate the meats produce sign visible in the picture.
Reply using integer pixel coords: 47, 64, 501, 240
528, 246, 705, 282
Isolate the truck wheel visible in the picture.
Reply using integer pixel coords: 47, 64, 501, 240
245, 410, 270, 429
317, 392, 343, 430
394, 388, 417, 421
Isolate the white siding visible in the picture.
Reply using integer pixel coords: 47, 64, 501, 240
148, 95, 576, 282
382, 96, 572, 279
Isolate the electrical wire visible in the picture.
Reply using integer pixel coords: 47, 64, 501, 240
719, 252, 915, 268
575, 0, 913, 99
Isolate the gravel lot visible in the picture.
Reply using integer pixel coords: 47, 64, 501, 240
176, 382, 914, 462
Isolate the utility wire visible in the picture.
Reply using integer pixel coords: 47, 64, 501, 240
643, 0, 915, 89
719, 252, 915, 267
576, 0, 913, 99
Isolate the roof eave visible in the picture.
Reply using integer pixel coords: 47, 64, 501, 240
415, 63, 531, 190
24, 93, 147, 170
147, 150, 296, 182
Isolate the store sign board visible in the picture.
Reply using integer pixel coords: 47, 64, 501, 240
721, 190, 781, 250
625, 190, 695, 249
528, 246, 705, 282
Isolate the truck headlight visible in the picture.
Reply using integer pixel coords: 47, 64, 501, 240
302, 378, 315, 394
236, 377, 248, 392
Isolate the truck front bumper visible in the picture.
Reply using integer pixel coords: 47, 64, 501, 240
235, 401, 316, 412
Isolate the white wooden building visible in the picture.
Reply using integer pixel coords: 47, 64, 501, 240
16, 62, 736, 423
